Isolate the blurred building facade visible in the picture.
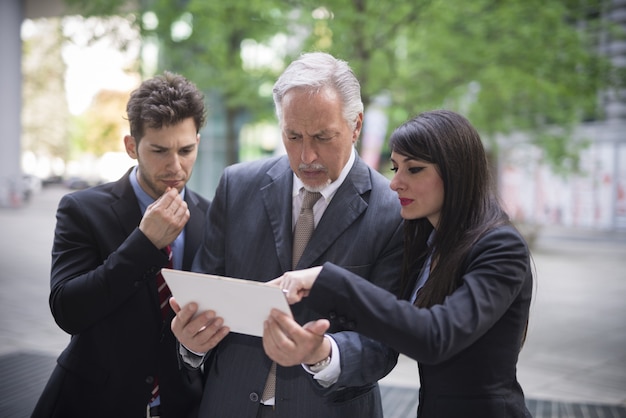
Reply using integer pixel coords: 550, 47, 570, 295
0, 0, 27, 207
499, 0, 626, 230
1, 0, 66, 207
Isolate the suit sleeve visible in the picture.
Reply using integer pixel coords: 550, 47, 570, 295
191, 169, 228, 276
309, 226, 532, 365
49, 192, 168, 334
330, 221, 403, 389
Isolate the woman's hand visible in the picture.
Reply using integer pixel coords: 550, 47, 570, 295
267, 266, 323, 304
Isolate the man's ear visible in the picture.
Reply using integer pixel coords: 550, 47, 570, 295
352, 113, 363, 143
124, 135, 138, 160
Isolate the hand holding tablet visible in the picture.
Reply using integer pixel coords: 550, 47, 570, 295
160, 268, 293, 337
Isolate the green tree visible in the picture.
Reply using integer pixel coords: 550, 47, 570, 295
143, 0, 287, 164
64, 0, 623, 172
69, 89, 129, 158
291, 0, 620, 172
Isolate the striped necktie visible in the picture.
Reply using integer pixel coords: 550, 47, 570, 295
150, 245, 173, 403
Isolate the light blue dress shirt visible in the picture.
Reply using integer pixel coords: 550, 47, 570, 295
128, 166, 185, 269
410, 230, 436, 304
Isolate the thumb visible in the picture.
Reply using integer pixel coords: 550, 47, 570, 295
169, 296, 181, 313
303, 319, 330, 336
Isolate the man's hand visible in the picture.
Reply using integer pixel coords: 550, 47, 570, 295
140, 188, 190, 249
170, 297, 230, 354
262, 309, 330, 367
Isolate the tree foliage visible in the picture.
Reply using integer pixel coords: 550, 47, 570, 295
69, 90, 129, 157
142, 0, 288, 163
63, 0, 623, 172
291, 0, 619, 171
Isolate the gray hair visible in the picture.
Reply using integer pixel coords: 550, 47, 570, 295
272, 52, 364, 131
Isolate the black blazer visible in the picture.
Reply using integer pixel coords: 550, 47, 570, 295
307, 225, 533, 418
32, 169, 210, 418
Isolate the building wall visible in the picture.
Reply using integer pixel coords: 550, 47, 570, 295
0, 0, 25, 207
500, 0, 626, 231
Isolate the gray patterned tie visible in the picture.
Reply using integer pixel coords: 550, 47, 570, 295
292, 190, 322, 269
261, 190, 322, 404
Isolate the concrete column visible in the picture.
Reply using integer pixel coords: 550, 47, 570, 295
0, 0, 24, 207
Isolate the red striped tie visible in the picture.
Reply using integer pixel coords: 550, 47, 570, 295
156, 245, 173, 318
151, 245, 173, 403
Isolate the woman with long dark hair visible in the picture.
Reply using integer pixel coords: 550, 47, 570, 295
264, 109, 533, 417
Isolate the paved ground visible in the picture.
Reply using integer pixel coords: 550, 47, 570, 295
1, 185, 625, 417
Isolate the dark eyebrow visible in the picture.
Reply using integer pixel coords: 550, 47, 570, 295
148, 143, 196, 151
390, 155, 416, 164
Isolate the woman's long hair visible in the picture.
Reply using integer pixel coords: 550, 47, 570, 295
390, 110, 510, 307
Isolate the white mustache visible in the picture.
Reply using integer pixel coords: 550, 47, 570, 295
298, 163, 327, 171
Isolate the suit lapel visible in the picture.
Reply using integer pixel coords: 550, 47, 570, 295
183, 190, 205, 270
258, 156, 373, 271
110, 170, 206, 271
110, 169, 143, 237
262, 158, 295, 273
108, 171, 163, 313
296, 156, 372, 269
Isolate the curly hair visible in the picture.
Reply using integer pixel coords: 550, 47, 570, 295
126, 71, 206, 141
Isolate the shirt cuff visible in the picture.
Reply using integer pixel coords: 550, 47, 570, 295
179, 343, 208, 369
302, 335, 341, 387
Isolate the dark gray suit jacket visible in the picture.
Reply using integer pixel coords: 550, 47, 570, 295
192, 155, 404, 418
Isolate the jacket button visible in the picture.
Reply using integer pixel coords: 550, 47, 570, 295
249, 392, 259, 402
338, 316, 347, 325
347, 321, 356, 329
145, 376, 154, 384
328, 311, 337, 319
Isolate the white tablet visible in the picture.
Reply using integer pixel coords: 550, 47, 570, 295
160, 268, 292, 337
